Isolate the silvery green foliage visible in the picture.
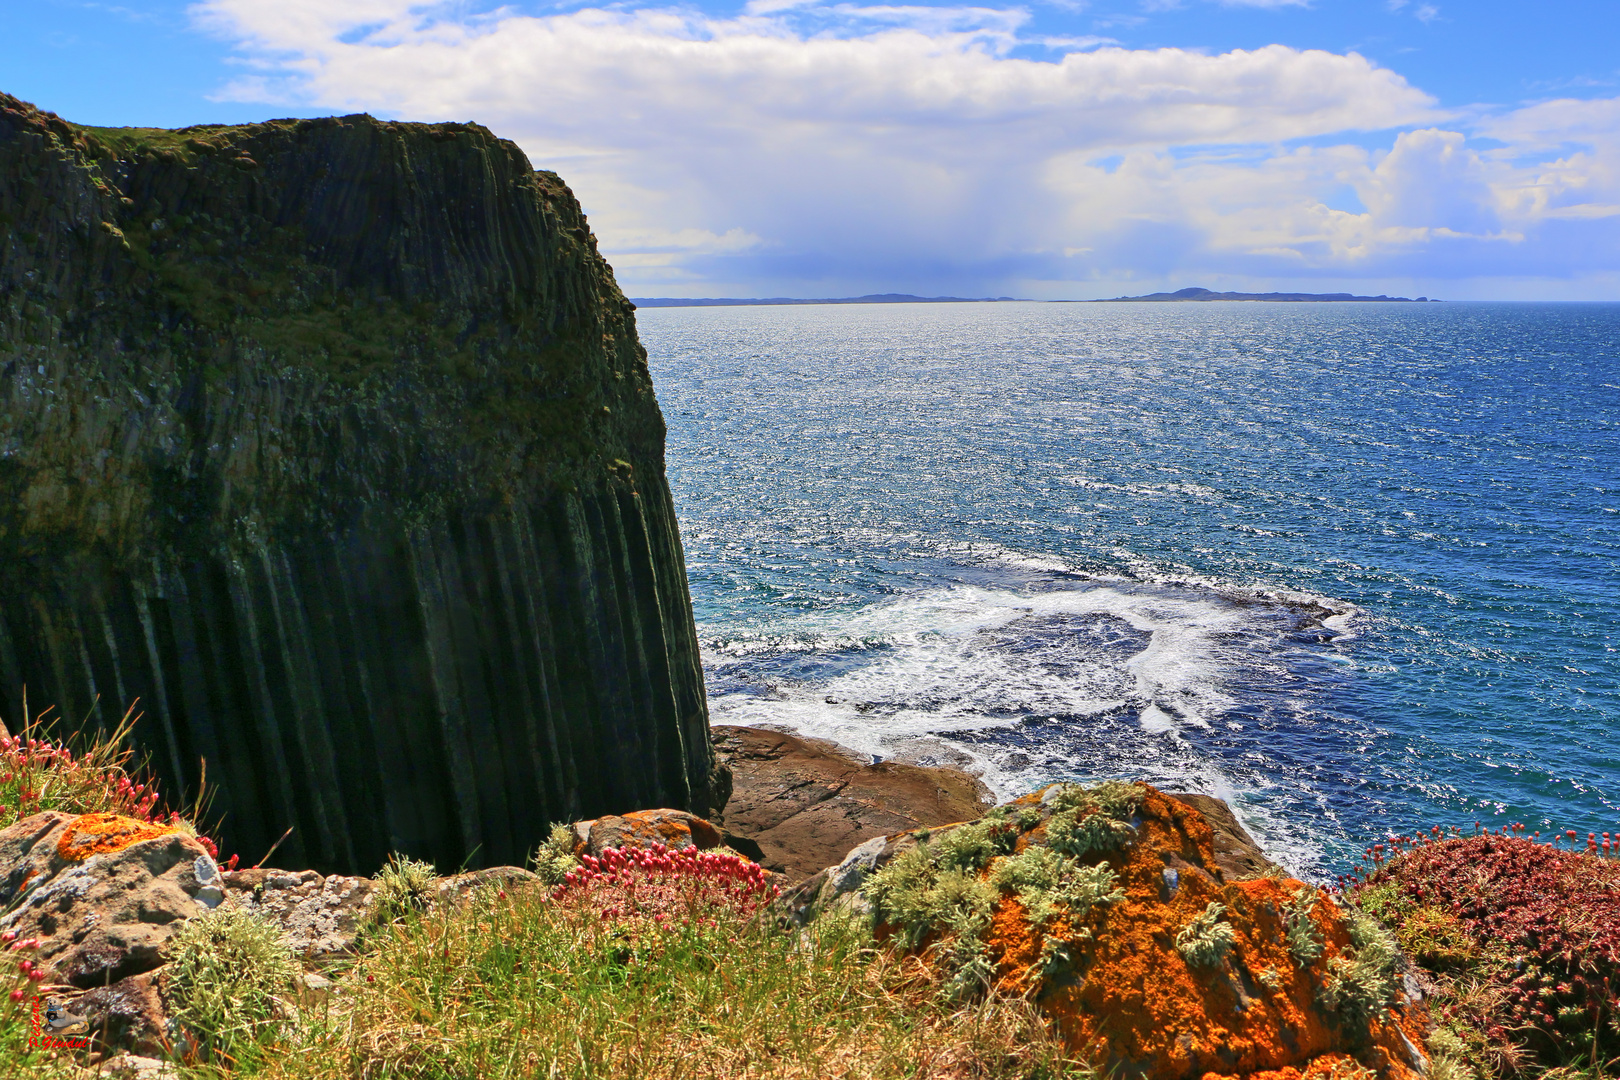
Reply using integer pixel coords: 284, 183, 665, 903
1176, 901, 1237, 968
865, 843, 942, 950
1320, 909, 1401, 1025
990, 846, 1123, 929
932, 817, 1016, 873
373, 852, 438, 919
1285, 884, 1325, 967
166, 908, 298, 1062
533, 823, 581, 886
1044, 781, 1143, 859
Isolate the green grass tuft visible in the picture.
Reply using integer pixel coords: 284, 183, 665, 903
166, 908, 299, 1067
371, 852, 439, 921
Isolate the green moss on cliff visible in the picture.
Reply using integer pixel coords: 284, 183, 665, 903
2, 92, 656, 555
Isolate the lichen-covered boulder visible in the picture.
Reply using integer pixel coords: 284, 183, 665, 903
0, 812, 226, 987
796, 784, 1430, 1080
573, 809, 723, 857
435, 866, 540, 902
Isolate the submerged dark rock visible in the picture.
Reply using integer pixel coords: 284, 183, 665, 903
0, 93, 717, 874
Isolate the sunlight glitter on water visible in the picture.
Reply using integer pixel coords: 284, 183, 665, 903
642, 300, 1620, 879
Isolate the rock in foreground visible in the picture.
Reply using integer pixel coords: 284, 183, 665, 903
0, 811, 223, 988
795, 782, 1427, 1080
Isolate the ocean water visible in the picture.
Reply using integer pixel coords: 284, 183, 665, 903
637, 301, 1620, 878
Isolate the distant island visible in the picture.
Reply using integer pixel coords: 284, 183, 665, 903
632, 294, 1023, 307
1083, 287, 1436, 303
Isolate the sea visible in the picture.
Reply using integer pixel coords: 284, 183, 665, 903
636, 301, 1620, 880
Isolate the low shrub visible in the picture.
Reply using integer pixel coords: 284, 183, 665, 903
1175, 901, 1236, 968
1349, 828, 1620, 1072
166, 908, 299, 1066
549, 841, 779, 927
990, 846, 1122, 930
1044, 781, 1143, 859
931, 813, 1018, 872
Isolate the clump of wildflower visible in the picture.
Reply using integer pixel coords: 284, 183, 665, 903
0, 703, 239, 870
1350, 828, 1620, 1069
549, 843, 778, 931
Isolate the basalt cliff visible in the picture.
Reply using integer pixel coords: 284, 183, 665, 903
0, 93, 718, 875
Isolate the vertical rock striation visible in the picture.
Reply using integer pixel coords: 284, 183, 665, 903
0, 94, 716, 874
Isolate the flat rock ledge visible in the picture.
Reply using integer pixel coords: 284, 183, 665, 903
712, 724, 995, 879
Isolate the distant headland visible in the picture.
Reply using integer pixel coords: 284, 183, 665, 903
1082, 287, 1437, 303
632, 294, 1023, 307
634, 289, 1437, 307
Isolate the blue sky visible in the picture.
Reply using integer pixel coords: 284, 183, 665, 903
4, 0, 1618, 298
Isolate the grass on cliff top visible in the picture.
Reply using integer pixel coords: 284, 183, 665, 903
68, 121, 291, 160
217, 872, 1089, 1080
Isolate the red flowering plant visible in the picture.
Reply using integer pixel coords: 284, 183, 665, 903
0, 700, 234, 868
549, 842, 779, 947
1346, 823, 1620, 1074
0, 930, 57, 1067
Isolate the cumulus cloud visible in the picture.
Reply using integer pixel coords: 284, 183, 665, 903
191, 0, 1618, 296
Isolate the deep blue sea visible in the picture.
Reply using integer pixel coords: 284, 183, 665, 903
637, 302, 1620, 879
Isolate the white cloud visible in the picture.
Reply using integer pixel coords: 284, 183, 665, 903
191, 0, 1618, 296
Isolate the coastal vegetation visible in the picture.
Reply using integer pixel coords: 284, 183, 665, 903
1348, 826, 1620, 1079
1, 713, 1618, 1080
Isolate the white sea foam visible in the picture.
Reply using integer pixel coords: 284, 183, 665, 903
702, 574, 1340, 874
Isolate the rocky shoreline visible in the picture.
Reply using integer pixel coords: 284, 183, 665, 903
712, 724, 1280, 884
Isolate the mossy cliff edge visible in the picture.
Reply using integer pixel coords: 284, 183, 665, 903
0, 93, 717, 874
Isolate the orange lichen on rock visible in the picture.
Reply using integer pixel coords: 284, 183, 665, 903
618, 809, 722, 849
574, 809, 725, 858
56, 812, 177, 861
976, 786, 1423, 1080
1203, 1051, 1378, 1080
